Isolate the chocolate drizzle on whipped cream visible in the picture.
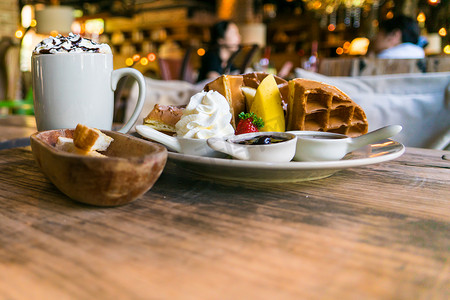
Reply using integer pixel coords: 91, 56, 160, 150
33, 33, 112, 54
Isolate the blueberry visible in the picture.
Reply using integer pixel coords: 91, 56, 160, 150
255, 136, 271, 145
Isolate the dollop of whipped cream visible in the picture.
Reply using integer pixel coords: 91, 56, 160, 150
175, 90, 235, 139
33, 33, 112, 54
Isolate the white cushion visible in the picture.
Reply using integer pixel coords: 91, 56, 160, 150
294, 68, 450, 149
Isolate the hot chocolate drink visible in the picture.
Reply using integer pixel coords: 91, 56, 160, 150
32, 33, 145, 133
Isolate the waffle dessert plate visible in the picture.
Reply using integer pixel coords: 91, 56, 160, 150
167, 138, 405, 182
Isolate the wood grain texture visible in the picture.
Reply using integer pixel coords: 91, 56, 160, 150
0, 147, 449, 300
0, 115, 36, 142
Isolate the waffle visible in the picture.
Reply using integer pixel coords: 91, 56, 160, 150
286, 79, 368, 137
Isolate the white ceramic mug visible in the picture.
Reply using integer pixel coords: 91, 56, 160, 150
32, 53, 145, 133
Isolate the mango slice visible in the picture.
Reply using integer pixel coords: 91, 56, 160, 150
250, 74, 285, 132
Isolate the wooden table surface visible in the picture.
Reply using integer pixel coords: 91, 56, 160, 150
0, 115, 36, 142
0, 117, 449, 299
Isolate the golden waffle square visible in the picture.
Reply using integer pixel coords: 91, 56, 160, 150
286, 79, 368, 137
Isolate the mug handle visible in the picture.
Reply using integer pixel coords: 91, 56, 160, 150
111, 68, 146, 133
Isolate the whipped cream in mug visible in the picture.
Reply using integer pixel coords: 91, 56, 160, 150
175, 91, 235, 139
33, 33, 112, 54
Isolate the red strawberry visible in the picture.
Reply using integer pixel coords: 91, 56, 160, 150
235, 112, 264, 135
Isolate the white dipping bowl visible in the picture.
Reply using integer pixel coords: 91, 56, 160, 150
207, 132, 297, 162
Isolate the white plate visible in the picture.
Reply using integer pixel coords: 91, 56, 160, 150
166, 139, 405, 182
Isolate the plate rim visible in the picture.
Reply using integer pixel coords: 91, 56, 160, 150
166, 139, 405, 170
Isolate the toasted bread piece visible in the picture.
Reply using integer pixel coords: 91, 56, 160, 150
286, 78, 368, 137
143, 104, 184, 134
73, 124, 113, 152
55, 136, 105, 157
204, 75, 245, 128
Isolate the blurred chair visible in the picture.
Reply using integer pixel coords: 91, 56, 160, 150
357, 58, 426, 76
316, 57, 450, 77
239, 44, 260, 73
222, 46, 242, 75
224, 44, 260, 75
277, 61, 294, 78
426, 56, 450, 73
317, 58, 356, 77
158, 47, 195, 83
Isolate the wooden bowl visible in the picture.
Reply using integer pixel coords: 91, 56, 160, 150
30, 129, 168, 206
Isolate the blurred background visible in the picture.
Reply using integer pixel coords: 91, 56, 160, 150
0, 0, 449, 117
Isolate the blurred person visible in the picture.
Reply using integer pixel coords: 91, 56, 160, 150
197, 20, 241, 82
371, 14, 425, 59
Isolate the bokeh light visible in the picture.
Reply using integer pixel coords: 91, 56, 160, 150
438, 27, 447, 37
15, 30, 24, 39
336, 47, 344, 55
197, 48, 206, 56
73, 9, 84, 18
125, 58, 134, 66
147, 53, 156, 62
313, 1, 322, 9
348, 37, 370, 55
140, 57, 149, 65
132, 54, 140, 62
85, 18, 104, 35
444, 45, 450, 55
417, 12, 426, 23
